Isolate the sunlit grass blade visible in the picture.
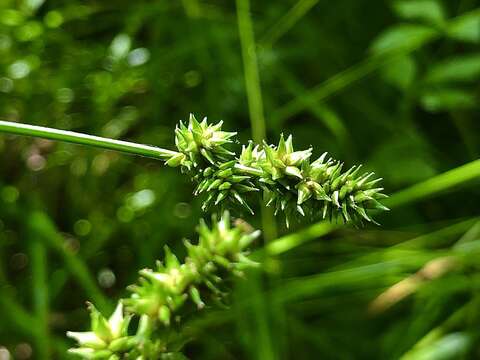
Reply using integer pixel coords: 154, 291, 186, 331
266, 221, 335, 256
384, 159, 480, 208
273, 255, 434, 304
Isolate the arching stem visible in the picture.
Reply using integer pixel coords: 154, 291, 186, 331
0, 120, 178, 160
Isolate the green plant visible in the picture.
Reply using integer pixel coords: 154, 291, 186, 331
0, 115, 388, 227
0, 114, 388, 358
372, 0, 480, 113
66, 211, 259, 359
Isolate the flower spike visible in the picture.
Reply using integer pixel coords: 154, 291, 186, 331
163, 115, 388, 226
68, 212, 260, 359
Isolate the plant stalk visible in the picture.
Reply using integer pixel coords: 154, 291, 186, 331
0, 120, 178, 160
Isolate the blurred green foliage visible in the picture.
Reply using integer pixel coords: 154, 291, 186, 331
0, 0, 479, 359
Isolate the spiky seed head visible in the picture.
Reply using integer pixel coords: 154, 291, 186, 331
67, 301, 136, 359
171, 114, 237, 169
124, 212, 260, 328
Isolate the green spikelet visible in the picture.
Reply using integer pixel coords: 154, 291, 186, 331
259, 134, 312, 181
296, 155, 389, 224
172, 114, 236, 170
64, 115, 389, 359
124, 211, 260, 325
68, 212, 260, 359
67, 301, 139, 359
239, 133, 388, 227
163, 115, 388, 226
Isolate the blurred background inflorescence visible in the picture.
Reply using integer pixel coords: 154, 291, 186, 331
0, 0, 479, 359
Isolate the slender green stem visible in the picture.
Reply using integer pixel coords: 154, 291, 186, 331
259, 0, 319, 47
0, 120, 177, 160
236, 6, 278, 360
29, 228, 50, 360
236, 0, 267, 143
236, 0, 277, 243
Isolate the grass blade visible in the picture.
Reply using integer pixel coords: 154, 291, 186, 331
384, 159, 480, 208
260, 0, 319, 47
236, 3, 279, 359
236, 0, 267, 144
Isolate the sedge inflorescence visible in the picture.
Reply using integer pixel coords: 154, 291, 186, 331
165, 114, 388, 227
67, 114, 388, 359
68, 212, 260, 359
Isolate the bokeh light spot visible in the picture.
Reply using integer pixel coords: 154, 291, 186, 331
44, 11, 63, 28
92, 154, 110, 175
74, 219, 92, 236
0, 35, 11, 51
0, 10, 24, 27
56, 88, 74, 103
127, 48, 150, 67
174, 202, 192, 219
10, 253, 28, 270
128, 189, 156, 211
16, 21, 43, 42
98, 268, 116, 288
0, 347, 11, 360
184, 70, 202, 88
1, 186, 19, 203
8, 60, 30, 79
70, 158, 87, 176
26, 154, 46, 171
13, 343, 32, 360
110, 33, 131, 59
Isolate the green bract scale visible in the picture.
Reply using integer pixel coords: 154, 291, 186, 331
68, 212, 259, 359
165, 114, 388, 226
